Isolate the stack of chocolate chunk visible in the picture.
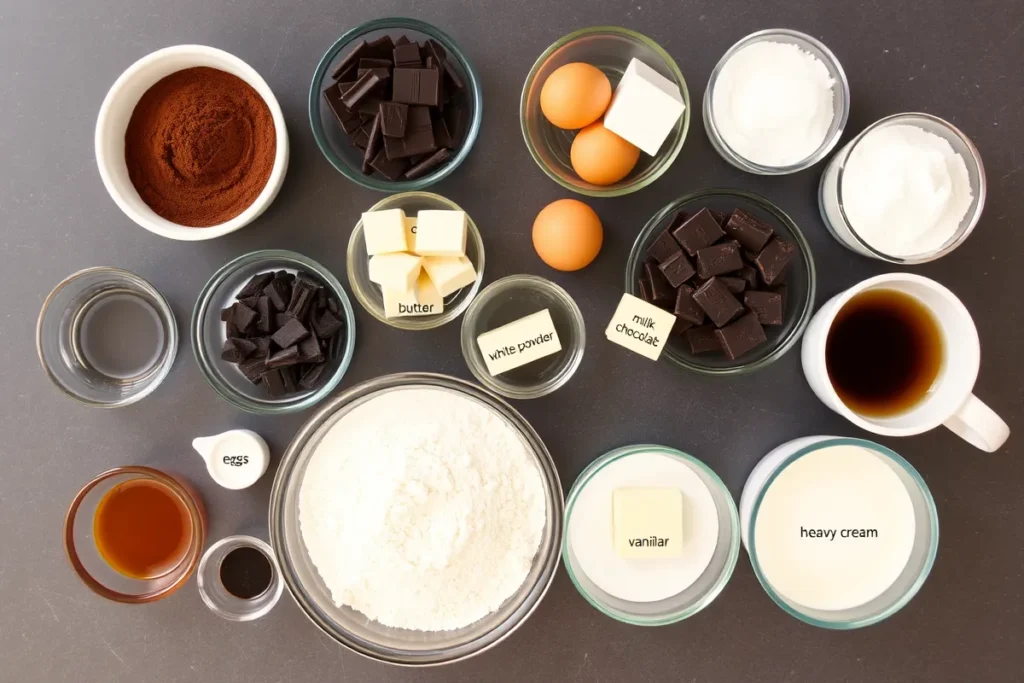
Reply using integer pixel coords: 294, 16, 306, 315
323, 34, 467, 181
640, 207, 795, 360
220, 270, 345, 398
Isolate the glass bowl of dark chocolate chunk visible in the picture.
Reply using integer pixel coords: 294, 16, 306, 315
191, 250, 356, 414
310, 18, 482, 192
626, 189, 816, 375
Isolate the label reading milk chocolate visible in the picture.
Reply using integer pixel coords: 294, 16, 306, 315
476, 309, 562, 376
604, 293, 677, 361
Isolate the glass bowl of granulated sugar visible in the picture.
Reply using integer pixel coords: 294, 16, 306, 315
268, 372, 563, 666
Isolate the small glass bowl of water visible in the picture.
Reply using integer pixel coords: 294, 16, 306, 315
36, 267, 178, 407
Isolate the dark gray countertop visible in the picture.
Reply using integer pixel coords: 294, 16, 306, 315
2, 0, 1022, 681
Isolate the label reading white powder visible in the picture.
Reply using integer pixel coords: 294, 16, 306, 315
476, 309, 561, 376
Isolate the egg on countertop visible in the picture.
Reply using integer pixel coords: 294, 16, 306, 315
532, 199, 603, 272
539, 63, 612, 130
570, 121, 641, 186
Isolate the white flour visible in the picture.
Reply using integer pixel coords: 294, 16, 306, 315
299, 386, 546, 631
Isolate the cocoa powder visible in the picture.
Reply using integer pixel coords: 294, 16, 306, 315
124, 67, 276, 227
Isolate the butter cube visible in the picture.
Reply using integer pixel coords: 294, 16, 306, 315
422, 256, 477, 297
603, 58, 686, 156
362, 209, 409, 255
404, 215, 418, 252
369, 253, 422, 293
612, 487, 683, 559
383, 272, 443, 318
414, 210, 467, 256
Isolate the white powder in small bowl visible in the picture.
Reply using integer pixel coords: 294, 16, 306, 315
298, 386, 546, 632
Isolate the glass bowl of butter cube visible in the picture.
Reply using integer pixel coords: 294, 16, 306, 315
346, 191, 484, 330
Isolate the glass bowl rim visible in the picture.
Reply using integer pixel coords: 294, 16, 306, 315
190, 249, 356, 414
562, 443, 740, 626
624, 188, 817, 375
308, 17, 483, 192
518, 25, 691, 197
745, 436, 939, 629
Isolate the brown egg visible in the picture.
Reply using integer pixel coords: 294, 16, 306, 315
539, 63, 612, 130
532, 199, 603, 272
570, 121, 641, 186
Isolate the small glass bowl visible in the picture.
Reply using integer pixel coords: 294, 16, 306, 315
37, 267, 178, 407
309, 18, 482, 192
191, 250, 356, 414
63, 466, 206, 603
197, 535, 284, 621
818, 112, 986, 264
347, 192, 484, 330
460, 275, 585, 400
703, 29, 849, 175
563, 445, 740, 626
520, 26, 690, 197
626, 189, 816, 375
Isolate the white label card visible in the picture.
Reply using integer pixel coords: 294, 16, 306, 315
604, 293, 676, 361
476, 309, 562, 376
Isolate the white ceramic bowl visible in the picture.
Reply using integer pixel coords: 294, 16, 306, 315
95, 45, 289, 241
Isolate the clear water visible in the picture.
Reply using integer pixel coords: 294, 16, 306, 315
75, 291, 165, 380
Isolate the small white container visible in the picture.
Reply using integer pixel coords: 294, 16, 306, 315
95, 45, 290, 241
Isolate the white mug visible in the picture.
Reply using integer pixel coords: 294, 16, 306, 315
802, 273, 1009, 452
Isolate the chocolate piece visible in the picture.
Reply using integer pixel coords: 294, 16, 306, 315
261, 368, 287, 397
696, 242, 744, 279
239, 355, 268, 384
237, 272, 274, 299
667, 211, 688, 232
380, 102, 409, 137
710, 209, 730, 227
725, 210, 774, 252
403, 148, 451, 180
646, 229, 682, 264
225, 318, 240, 339
263, 279, 289, 311
221, 337, 256, 363
314, 309, 344, 338
327, 297, 340, 315
341, 69, 387, 110
369, 148, 408, 180
440, 57, 465, 92
672, 317, 694, 335
393, 43, 422, 68
266, 345, 301, 369
273, 312, 293, 329
351, 127, 370, 149
274, 270, 294, 285
425, 56, 438, 70
281, 367, 298, 394
443, 105, 464, 141
316, 288, 328, 311
392, 68, 440, 106
356, 67, 391, 80
233, 302, 259, 334
644, 261, 675, 304
736, 265, 760, 291
331, 40, 367, 80
395, 36, 411, 46
673, 285, 705, 326
256, 296, 272, 334
714, 311, 767, 360
364, 35, 395, 60
252, 336, 272, 358
658, 251, 696, 288
363, 113, 383, 168
637, 278, 653, 303
299, 364, 326, 390
425, 39, 447, 63
772, 284, 788, 310
298, 330, 324, 363
719, 276, 747, 294
693, 277, 745, 327
432, 115, 453, 148
323, 84, 362, 133
237, 295, 259, 310
358, 57, 392, 70
673, 208, 726, 256
754, 238, 795, 286
744, 290, 785, 325
220, 306, 234, 322
355, 96, 385, 117
271, 317, 310, 348
287, 287, 314, 321
686, 325, 721, 354
384, 106, 435, 159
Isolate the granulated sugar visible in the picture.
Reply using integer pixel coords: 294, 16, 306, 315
299, 386, 546, 631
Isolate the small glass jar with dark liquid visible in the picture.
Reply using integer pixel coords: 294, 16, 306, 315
197, 535, 283, 621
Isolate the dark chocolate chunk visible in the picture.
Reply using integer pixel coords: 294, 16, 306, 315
331, 40, 367, 80
274, 270, 294, 285
403, 148, 451, 180
710, 209, 730, 227
355, 96, 385, 117
266, 345, 301, 369
754, 238, 795, 286
686, 325, 721, 354
370, 148, 409, 180
252, 336, 272, 358
736, 265, 760, 291
440, 57, 465, 92
351, 127, 370, 149
316, 288, 328, 311
281, 366, 298, 394
380, 101, 409, 137
383, 106, 435, 159
237, 272, 274, 299
299, 364, 327, 390
327, 297, 340, 315
363, 112, 383, 168
271, 317, 310, 349
672, 208, 726, 256
646, 229, 682, 264
696, 242, 744, 279
239, 355, 268, 384
724, 210, 774, 252
256, 296, 272, 334
225, 318, 240, 339
443, 105, 464, 141
232, 302, 259, 334
237, 295, 259, 310
673, 285, 706, 326
393, 42, 422, 68
658, 251, 696, 288
263, 279, 289, 311
392, 68, 440, 106
638, 278, 653, 303
667, 211, 688, 232
286, 284, 315, 320
719, 276, 748, 294
356, 68, 391, 82
341, 69, 387, 110
395, 35, 411, 47
714, 311, 767, 360
772, 284, 788, 310
220, 306, 234, 322
314, 309, 344, 338
221, 337, 256, 363
261, 368, 287, 397
693, 277, 745, 328
425, 55, 438, 70
744, 290, 785, 325
298, 330, 324, 363
644, 261, 675, 304
432, 115, 453, 148
273, 312, 293, 329
358, 57, 392, 70
425, 39, 447, 63
364, 35, 395, 60
672, 316, 694, 335
323, 84, 362, 133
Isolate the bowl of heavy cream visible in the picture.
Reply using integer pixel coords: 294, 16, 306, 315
739, 436, 939, 629
267, 372, 563, 665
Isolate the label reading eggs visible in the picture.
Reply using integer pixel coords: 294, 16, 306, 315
476, 309, 562, 376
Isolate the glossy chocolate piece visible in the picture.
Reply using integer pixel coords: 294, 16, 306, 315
232, 302, 259, 334
323, 84, 362, 133
362, 112, 383, 172
714, 311, 767, 360
754, 238, 795, 286
646, 229, 682, 264
673, 284, 705, 326
403, 148, 451, 180
658, 250, 697, 288
686, 325, 721, 354
696, 242, 744, 279
744, 290, 785, 325
719, 276, 747, 294
673, 208, 726, 256
693, 277, 744, 328
644, 260, 675, 304
393, 43, 422, 68
340, 69, 387, 110
383, 106, 436, 159
392, 68, 441, 106
380, 102, 409, 137
331, 40, 367, 80
724, 209, 774, 252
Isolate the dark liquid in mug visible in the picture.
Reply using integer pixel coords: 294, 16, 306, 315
825, 289, 944, 417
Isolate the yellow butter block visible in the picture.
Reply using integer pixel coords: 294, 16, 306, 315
362, 209, 408, 255
369, 252, 422, 293
612, 487, 683, 559
382, 272, 444, 318
422, 256, 477, 298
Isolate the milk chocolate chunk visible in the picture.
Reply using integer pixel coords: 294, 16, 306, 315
271, 317, 310, 349
393, 42, 422, 68
673, 284, 705, 326
392, 68, 440, 106
754, 238, 795, 286
370, 148, 409, 180
724, 209, 774, 252
647, 229, 682, 264
331, 40, 367, 80
221, 337, 256, 363
714, 311, 767, 360
686, 325, 721, 354
673, 208, 726, 256
658, 250, 696, 288
379, 102, 409, 137
696, 241, 744, 279
744, 290, 785, 325
403, 148, 451, 180
693, 277, 744, 327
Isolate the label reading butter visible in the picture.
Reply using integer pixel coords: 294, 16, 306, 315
604, 293, 676, 361
476, 309, 562, 376
613, 487, 684, 559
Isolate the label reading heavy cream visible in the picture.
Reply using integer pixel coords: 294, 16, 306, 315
476, 309, 561, 376
613, 487, 684, 559
605, 293, 676, 361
